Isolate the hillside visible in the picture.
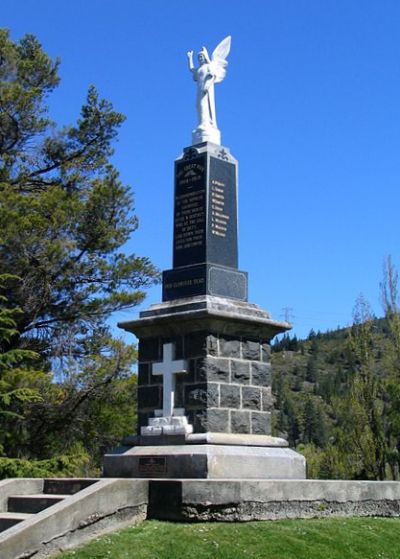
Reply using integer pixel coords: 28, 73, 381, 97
270, 316, 400, 480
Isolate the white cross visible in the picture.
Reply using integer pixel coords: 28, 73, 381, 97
152, 343, 187, 417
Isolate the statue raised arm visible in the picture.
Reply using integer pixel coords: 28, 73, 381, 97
187, 36, 231, 145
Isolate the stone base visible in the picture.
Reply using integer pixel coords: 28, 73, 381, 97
122, 432, 290, 448
141, 414, 193, 437
103, 441, 306, 480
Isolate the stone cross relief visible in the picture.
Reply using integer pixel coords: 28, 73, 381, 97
140, 342, 193, 436
152, 343, 186, 417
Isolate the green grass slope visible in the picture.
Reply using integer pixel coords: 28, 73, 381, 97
58, 518, 400, 559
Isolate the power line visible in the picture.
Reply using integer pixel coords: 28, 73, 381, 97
281, 307, 295, 323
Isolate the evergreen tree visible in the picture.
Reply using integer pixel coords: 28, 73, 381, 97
305, 353, 318, 383
337, 296, 386, 479
289, 335, 299, 351
380, 256, 400, 478
0, 30, 158, 363
302, 397, 327, 447
292, 364, 304, 392
0, 30, 157, 466
284, 396, 300, 447
0, 274, 46, 454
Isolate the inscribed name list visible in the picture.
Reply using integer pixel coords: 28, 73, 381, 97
207, 157, 238, 269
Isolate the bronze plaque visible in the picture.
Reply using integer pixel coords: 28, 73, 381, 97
138, 456, 167, 475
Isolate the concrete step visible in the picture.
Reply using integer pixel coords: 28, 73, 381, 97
0, 479, 148, 559
0, 512, 32, 533
44, 478, 97, 495
8, 494, 68, 514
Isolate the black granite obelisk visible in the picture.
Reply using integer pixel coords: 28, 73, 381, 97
163, 142, 248, 302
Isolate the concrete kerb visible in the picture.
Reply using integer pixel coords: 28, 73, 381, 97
148, 479, 400, 521
2, 477, 400, 558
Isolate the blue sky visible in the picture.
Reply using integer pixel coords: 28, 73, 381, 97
3, 0, 400, 339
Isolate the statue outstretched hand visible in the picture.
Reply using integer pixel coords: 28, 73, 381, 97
187, 50, 194, 71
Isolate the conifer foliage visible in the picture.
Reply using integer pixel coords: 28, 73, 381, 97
0, 30, 158, 472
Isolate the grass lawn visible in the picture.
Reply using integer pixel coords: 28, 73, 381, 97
57, 517, 400, 559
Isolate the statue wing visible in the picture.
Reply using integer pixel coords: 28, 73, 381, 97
210, 35, 231, 83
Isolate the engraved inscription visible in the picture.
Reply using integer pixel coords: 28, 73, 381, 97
162, 266, 208, 301
211, 178, 229, 238
207, 157, 238, 269
138, 456, 167, 475
173, 156, 207, 268
174, 191, 205, 250
164, 277, 205, 289
176, 162, 204, 187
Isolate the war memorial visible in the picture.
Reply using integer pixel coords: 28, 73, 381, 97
103, 35, 305, 481
1, 36, 400, 559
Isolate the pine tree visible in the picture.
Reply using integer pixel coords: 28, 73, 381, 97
0, 30, 158, 465
0, 274, 46, 453
0, 30, 158, 362
302, 397, 327, 448
306, 354, 318, 383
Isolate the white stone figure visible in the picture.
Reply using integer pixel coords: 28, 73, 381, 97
187, 36, 231, 145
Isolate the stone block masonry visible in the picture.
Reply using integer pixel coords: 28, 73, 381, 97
137, 330, 273, 436
119, 294, 291, 442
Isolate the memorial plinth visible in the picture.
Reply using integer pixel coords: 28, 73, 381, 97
103, 140, 306, 480
122, 295, 289, 437
103, 295, 306, 479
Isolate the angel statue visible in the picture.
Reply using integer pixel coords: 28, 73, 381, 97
187, 36, 231, 145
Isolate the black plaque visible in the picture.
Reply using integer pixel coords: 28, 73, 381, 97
208, 265, 247, 300
163, 265, 207, 300
138, 456, 167, 475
